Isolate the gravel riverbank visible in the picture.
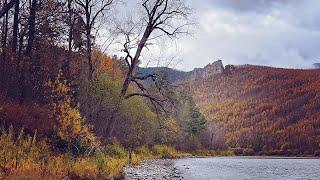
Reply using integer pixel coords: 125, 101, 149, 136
124, 159, 183, 180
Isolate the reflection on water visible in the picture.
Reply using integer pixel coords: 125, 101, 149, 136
175, 157, 320, 180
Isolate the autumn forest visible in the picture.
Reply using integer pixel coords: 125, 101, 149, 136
0, 0, 320, 179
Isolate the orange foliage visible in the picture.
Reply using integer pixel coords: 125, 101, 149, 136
182, 65, 320, 155
93, 50, 123, 80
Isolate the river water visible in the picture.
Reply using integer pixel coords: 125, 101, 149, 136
175, 157, 320, 180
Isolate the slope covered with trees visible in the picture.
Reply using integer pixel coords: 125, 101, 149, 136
182, 65, 320, 156
0, 0, 210, 178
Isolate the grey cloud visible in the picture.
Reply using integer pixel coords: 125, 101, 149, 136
207, 0, 294, 12
173, 0, 320, 71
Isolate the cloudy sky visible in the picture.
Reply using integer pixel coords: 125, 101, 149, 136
169, 0, 320, 71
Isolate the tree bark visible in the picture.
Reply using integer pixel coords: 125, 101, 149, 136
85, 3, 93, 80
0, 0, 16, 18
12, 0, 19, 55
120, 24, 153, 97
65, 0, 73, 80
1, 0, 9, 68
86, 28, 93, 80
68, 0, 73, 52
20, 0, 37, 102
26, 0, 37, 56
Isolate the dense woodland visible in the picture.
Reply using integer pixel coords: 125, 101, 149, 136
0, 0, 210, 178
1, 0, 319, 178
182, 65, 320, 156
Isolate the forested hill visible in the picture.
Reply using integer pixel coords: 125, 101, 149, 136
139, 67, 188, 84
180, 65, 320, 155
139, 60, 225, 84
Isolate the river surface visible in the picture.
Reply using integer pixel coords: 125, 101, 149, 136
174, 157, 320, 180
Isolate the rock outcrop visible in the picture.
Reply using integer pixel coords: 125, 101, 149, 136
188, 60, 224, 80
139, 60, 226, 84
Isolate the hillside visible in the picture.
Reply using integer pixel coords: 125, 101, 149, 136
139, 67, 188, 84
180, 65, 320, 155
140, 60, 225, 84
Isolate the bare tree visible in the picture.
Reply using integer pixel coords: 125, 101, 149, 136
103, 0, 191, 137
25, 0, 37, 56
0, 0, 17, 18
120, 0, 190, 100
1, 0, 9, 65
12, 0, 20, 55
74, 0, 113, 80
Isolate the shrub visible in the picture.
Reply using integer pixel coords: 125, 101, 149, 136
104, 144, 127, 158
232, 148, 244, 156
313, 150, 320, 157
0, 127, 51, 170
153, 145, 178, 159
130, 153, 143, 166
0, 102, 55, 138
136, 146, 151, 157
243, 148, 255, 156
53, 101, 100, 155
93, 151, 126, 178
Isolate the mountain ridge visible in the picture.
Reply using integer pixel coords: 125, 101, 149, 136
139, 60, 225, 84
178, 65, 320, 155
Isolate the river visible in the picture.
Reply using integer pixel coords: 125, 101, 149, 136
175, 157, 320, 180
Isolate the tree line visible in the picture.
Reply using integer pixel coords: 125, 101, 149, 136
0, 0, 210, 156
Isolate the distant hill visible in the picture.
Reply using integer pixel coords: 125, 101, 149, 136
179, 65, 320, 155
314, 63, 320, 69
139, 67, 188, 84
139, 60, 225, 84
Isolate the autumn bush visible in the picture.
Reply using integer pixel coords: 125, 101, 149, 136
153, 145, 178, 159
104, 143, 127, 158
0, 102, 55, 138
0, 127, 128, 179
136, 146, 152, 157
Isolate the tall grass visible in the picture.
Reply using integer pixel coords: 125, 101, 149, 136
0, 127, 127, 179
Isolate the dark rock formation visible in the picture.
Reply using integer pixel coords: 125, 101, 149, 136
188, 60, 224, 80
139, 60, 225, 84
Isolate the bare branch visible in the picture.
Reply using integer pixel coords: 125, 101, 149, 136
0, 0, 16, 18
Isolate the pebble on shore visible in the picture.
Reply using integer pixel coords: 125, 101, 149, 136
124, 159, 183, 180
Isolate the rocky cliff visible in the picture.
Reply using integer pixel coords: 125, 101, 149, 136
188, 60, 224, 80
139, 60, 225, 84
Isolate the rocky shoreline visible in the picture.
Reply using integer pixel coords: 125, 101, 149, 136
124, 159, 183, 180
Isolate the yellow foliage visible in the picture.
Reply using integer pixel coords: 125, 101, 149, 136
45, 74, 100, 154
153, 145, 178, 159
71, 158, 99, 179
55, 101, 100, 152
0, 128, 129, 179
130, 153, 143, 166
163, 118, 180, 134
